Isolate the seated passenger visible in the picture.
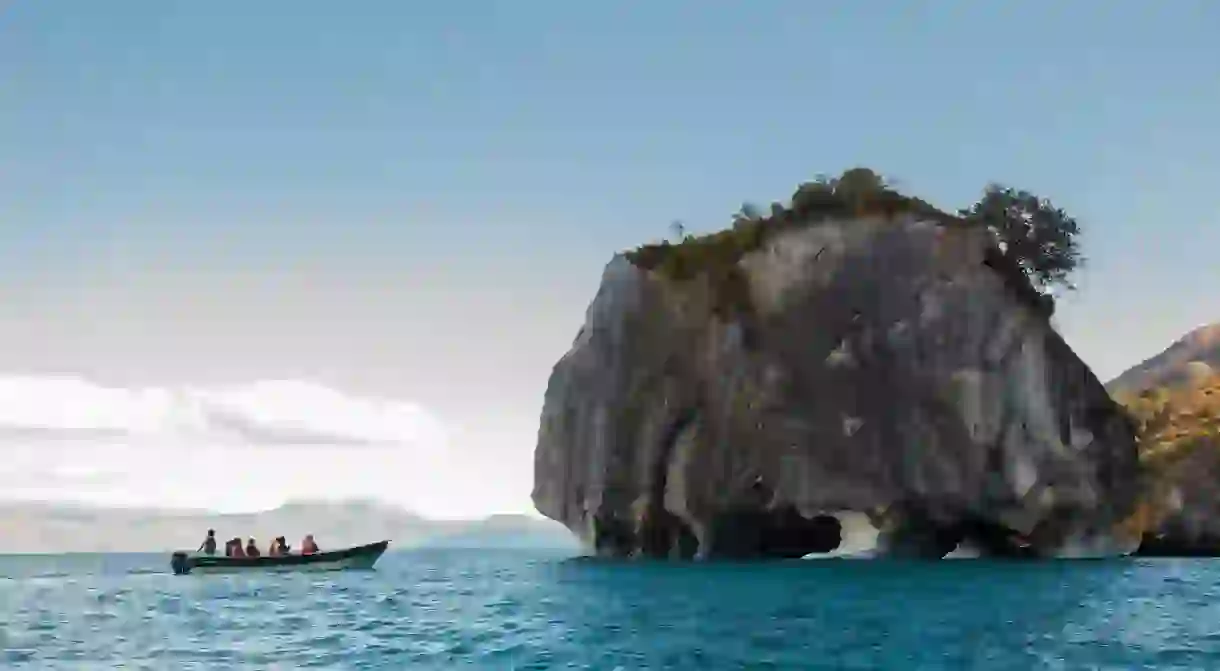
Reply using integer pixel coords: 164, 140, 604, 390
276, 536, 291, 555
245, 538, 261, 557
229, 538, 246, 558
301, 534, 319, 555
267, 538, 282, 556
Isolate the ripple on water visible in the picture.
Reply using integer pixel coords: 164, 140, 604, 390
1, 552, 1220, 668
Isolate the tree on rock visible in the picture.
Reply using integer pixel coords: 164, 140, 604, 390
960, 184, 1084, 294
789, 167, 891, 217
834, 167, 888, 196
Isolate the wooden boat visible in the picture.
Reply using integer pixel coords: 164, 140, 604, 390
170, 540, 389, 575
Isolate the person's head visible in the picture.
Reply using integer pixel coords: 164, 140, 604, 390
247, 537, 256, 545
207, 529, 215, 537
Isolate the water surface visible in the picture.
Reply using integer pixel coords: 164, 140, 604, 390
0, 550, 1216, 669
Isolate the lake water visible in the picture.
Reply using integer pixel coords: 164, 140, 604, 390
0, 549, 1218, 669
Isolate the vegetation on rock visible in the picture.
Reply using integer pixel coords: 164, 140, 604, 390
1116, 375, 1220, 465
1107, 326, 1220, 545
625, 167, 1085, 317
958, 185, 1083, 295
1114, 373, 1220, 538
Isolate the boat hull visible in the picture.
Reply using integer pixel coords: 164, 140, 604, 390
171, 540, 389, 575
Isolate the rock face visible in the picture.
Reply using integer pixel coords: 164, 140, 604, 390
533, 215, 1141, 559
1136, 444, 1220, 557
1113, 368, 1220, 557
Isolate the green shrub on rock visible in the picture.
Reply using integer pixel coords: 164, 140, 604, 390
625, 166, 1084, 320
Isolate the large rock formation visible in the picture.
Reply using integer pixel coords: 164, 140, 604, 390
533, 210, 1141, 560
1134, 441, 1220, 557
1112, 365, 1220, 556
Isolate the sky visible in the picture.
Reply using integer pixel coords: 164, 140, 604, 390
1, 1, 1218, 518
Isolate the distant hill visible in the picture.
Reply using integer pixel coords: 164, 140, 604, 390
1108, 324, 1220, 475
0, 499, 580, 554
1107, 318, 1220, 546
1108, 323, 1220, 394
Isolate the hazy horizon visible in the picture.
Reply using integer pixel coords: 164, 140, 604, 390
0, 492, 549, 520
0, 496, 575, 554
2, 2, 1218, 519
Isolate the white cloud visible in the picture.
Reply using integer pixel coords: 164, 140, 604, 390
0, 376, 446, 447
0, 376, 531, 519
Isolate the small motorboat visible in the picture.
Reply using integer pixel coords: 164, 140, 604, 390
170, 540, 389, 575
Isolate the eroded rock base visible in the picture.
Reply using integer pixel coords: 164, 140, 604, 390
580, 506, 1086, 560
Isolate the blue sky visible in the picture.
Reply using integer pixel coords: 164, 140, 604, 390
1, 1, 1218, 515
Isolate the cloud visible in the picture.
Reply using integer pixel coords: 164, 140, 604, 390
0, 375, 531, 519
0, 376, 447, 448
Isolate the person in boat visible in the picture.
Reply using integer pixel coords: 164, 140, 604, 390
228, 538, 246, 558
198, 529, 217, 556
301, 534, 319, 555
267, 537, 289, 556
245, 538, 261, 557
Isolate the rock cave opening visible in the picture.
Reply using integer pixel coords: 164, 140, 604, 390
931, 516, 1039, 559
705, 508, 843, 559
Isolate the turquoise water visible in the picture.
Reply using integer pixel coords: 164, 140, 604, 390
1, 550, 1219, 669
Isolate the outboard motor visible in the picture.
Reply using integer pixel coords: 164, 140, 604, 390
170, 551, 190, 575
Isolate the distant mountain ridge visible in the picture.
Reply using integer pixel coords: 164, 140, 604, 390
1107, 323, 1220, 393
0, 499, 580, 554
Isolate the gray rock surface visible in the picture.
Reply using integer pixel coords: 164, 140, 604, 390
1152, 456, 1214, 540
533, 216, 1141, 559
1135, 439, 1220, 556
